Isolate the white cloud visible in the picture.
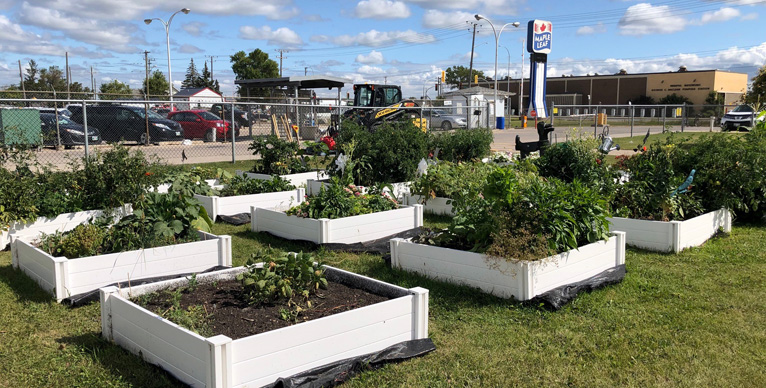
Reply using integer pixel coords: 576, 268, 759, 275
354, 0, 410, 19
698, 7, 740, 24
619, 3, 688, 35
179, 44, 203, 53
333, 29, 435, 47
741, 13, 758, 21
402, 0, 521, 16
310, 35, 330, 43
422, 10, 474, 28
356, 50, 385, 64
19, 3, 140, 52
576, 23, 607, 36
0, 14, 108, 58
182, 21, 206, 37
357, 65, 385, 75
239, 26, 303, 47
25, 0, 300, 21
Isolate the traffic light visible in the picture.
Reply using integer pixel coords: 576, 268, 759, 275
435, 83, 439, 91
441, 70, 445, 83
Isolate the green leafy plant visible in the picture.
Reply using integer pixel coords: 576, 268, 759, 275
218, 175, 295, 197
429, 128, 493, 162
534, 139, 617, 196
249, 135, 311, 175
286, 177, 398, 219
409, 161, 494, 201
331, 119, 429, 186
236, 250, 328, 308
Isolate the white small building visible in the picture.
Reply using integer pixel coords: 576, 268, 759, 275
442, 86, 514, 128
173, 87, 224, 109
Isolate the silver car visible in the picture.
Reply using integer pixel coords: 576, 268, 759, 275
426, 109, 467, 131
721, 104, 763, 131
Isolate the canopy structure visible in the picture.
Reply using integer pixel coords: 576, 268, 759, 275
234, 75, 351, 91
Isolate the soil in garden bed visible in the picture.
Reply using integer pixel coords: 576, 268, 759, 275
136, 279, 390, 340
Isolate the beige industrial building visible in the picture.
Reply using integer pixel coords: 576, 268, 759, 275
490, 68, 748, 113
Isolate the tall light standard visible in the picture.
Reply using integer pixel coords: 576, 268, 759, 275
500, 45, 511, 115
474, 14, 519, 129
144, 8, 190, 109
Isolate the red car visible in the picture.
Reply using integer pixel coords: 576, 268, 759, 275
167, 110, 236, 141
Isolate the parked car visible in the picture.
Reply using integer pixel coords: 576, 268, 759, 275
425, 109, 467, 130
39, 113, 101, 148
210, 104, 249, 127
168, 110, 237, 141
721, 104, 764, 131
37, 108, 72, 118
68, 105, 184, 144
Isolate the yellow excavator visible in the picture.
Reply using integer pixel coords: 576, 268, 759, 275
339, 84, 426, 130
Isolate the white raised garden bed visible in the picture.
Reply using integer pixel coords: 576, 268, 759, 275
235, 170, 325, 188
607, 208, 731, 253
251, 205, 423, 244
0, 205, 132, 251
403, 194, 454, 216
100, 265, 429, 388
390, 232, 626, 301
306, 179, 411, 200
155, 179, 224, 194
194, 188, 305, 221
11, 231, 232, 302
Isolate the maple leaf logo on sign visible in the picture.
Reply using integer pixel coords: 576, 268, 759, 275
527, 20, 553, 54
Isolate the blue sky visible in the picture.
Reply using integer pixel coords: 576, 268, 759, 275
0, 0, 765, 98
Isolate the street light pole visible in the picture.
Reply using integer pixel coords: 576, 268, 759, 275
501, 45, 511, 115
144, 8, 190, 110
474, 14, 519, 129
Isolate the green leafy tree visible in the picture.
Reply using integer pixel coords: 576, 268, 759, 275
626, 95, 656, 105
659, 93, 695, 116
99, 79, 132, 100
445, 65, 486, 89
701, 91, 724, 118
745, 64, 766, 105
143, 70, 170, 100
230, 49, 279, 97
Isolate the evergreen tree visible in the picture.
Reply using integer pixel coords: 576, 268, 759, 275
198, 62, 221, 93
182, 58, 201, 89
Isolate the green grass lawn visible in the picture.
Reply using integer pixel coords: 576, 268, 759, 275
1, 218, 765, 387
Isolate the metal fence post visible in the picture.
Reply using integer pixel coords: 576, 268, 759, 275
551, 101, 555, 126
230, 101, 236, 163
662, 107, 666, 131
630, 105, 634, 136
681, 102, 686, 132
82, 100, 89, 161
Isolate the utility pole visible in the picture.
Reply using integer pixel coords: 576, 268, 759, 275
144, 51, 151, 99
468, 22, 478, 89
305, 66, 308, 76
275, 49, 287, 77
90, 66, 96, 99
384, 76, 387, 85
18, 60, 26, 99
65, 52, 70, 100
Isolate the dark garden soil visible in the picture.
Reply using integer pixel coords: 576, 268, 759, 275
137, 279, 390, 340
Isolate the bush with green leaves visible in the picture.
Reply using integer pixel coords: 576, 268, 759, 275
286, 177, 398, 219
331, 119, 429, 186
249, 135, 311, 175
236, 250, 327, 307
671, 129, 766, 220
218, 175, 295, 197
418, 164, 611, 261
409, 161, 494, 200
429, 128, 493, 163
533, 139, 617, 196
612, 142, 704, 221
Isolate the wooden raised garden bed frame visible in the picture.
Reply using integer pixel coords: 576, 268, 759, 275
11, 231, 232, 302
99, 266, 429, 388
607, 208, 731, 253
251, 205, 423, 244
194, 188, 305, 221
390, 232, 626, 301
0, 205, 132, 251
235, 170, 325, 188
402, 194, 454, 216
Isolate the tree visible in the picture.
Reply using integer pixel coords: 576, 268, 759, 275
199, 62, 221, 94
230, 49, 278, 97
659, 93, 695, 117
701, 91, 724, 118
143, 70, 170, 100
444, 65, 486, 89
745, 64, 766, 105
182, 58, 201, 89
626, 95, 655, 105
100, 79, 132, 100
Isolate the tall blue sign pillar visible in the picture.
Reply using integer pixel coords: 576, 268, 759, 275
527, 20, 552, 119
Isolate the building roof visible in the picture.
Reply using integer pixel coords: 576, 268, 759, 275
442, 86, 515, 97
174, 87, 221, 98
234, 75, 352, 89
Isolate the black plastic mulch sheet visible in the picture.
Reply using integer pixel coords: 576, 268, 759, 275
218, 212, 251, 225
528, 264, 627, 310
267, 338, 436, 388
63, 265, 229, 307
